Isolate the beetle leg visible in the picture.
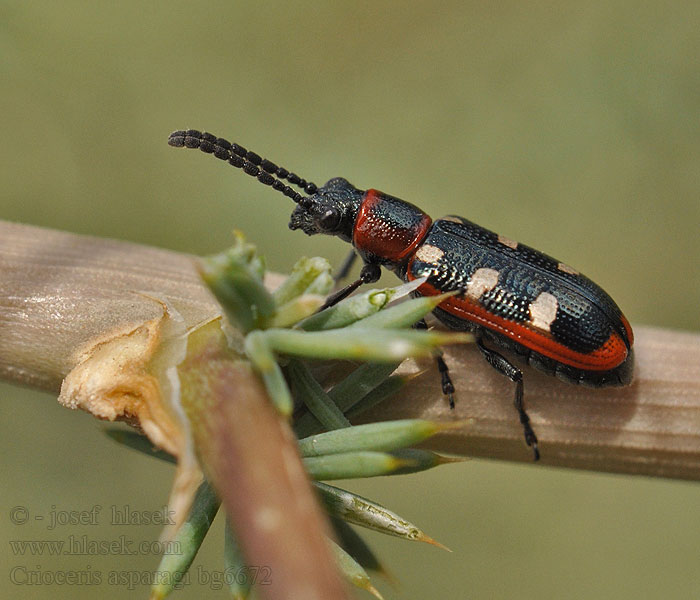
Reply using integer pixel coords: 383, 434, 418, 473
436, 354, 455, 409
334, 249, 358, 283
415, 319, 456, 409
359, 262, 381, 283
319, 263, 381, 310
476, 338, 540, 461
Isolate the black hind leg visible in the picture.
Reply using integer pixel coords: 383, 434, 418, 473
415, 319, 455, 409
476, 337, 540, 461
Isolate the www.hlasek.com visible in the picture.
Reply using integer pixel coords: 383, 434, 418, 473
9, 535, 181, 557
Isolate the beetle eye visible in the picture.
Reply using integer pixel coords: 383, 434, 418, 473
319, 208, 340, 230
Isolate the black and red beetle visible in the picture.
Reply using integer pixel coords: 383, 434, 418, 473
168, 129, 635, 460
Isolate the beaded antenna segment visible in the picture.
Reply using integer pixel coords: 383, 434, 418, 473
168, 129, 316, 204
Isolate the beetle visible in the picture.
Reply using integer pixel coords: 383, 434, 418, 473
168, 129, 635, 460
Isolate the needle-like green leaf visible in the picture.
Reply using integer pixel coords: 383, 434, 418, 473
327, 362, 402, 411
150, 481, 220, 600
298, 419, 445, 457
389, 448, 467, 475
270, 294, 327, 328
272, 256, 333, 305
346, 292, 457, 330
345, 374, 407, 420
224, 516, 251, 600
315, 482, 448, 549
104, 428, 176, 464
260, 328, 471, 362
330, 540, 384, 599
294, 363, 402, 438
304, 451, 416, 480
297, 279, 423, 331
287, 359, 351, 430
329, 517, 385, 576
200, 251, 276, 333
243, 331, 293, 415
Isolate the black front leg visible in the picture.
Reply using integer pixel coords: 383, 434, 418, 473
476, 338, 540, 461
320, 263, 381, 310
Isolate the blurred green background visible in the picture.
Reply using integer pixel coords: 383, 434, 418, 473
1, 2, 699, 599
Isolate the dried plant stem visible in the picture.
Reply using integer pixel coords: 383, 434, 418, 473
1, 220, 699, 482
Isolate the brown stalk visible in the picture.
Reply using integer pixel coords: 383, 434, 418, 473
176, 322, 349, 599
1, 219, 699, 483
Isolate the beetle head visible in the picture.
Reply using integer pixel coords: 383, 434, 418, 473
289, 177, 364, 242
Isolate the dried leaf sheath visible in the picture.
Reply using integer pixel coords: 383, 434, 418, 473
0, 220, 220, 392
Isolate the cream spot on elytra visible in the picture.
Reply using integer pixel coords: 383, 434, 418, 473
497, 234, 518, 249
557, 262, 579, 275
466, 268, 499, 300
415, 244, 445, 265
529, 292, 558, 332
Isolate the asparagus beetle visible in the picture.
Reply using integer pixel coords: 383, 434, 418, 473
168, 129, 635, 460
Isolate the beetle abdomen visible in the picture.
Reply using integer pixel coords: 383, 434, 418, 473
405, 216, 634, 386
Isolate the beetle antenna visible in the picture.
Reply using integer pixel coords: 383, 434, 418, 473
168, 129, 317, 204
